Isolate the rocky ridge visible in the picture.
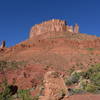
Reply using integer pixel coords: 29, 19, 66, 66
29, 19, 79, 38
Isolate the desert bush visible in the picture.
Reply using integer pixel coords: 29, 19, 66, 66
17, 89, 32, 100
65, 72, 81, 86
87, 48, 95, 51
90, 72, 100, 86
70, 72, 81, 83
0, 60, 32, 100
65, 63, 100, 94
0, 88, 13, 100
80, 64, 100, 79
87, 64, 100, 74
0, 61, 16, 100
0, 79, 14, 100
72, 88, 86, 94
84, 84, 97, 93
84, 64, 100, 87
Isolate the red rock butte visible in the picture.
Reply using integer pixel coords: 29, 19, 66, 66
0, 19, 100, 100
29, 19, 79, 38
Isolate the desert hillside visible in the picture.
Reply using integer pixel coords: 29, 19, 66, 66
0, 19, 100, 100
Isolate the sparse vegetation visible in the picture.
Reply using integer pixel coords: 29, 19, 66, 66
84, 83, 98, 93
0, 60, 31, 100
65, 63, 100, 94
72, 88, 86, 94
0, 60, 26, 70
17, 89, 32, 100
0, 61, 15, 100
65, 71, 81, 86
0, 80, 13, 100
87, 48, 95, 51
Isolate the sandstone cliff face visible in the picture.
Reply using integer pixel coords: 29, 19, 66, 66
29, 19, 80, 38
29, 19, 67, 38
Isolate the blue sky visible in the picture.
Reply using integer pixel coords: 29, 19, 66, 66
0, 0, 100, 47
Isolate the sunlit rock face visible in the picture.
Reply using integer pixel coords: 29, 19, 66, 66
74, 24, 79, 33
29, 19, 67, 38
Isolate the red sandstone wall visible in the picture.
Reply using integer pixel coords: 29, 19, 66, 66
29, 19, 67, 38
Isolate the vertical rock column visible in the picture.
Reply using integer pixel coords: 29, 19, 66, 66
0, 41, 6, 48
74, 24, 79, 33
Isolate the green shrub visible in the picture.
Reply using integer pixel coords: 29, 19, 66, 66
65, 64, 100, 95
0, 61, 26, 100
70, 72, 80, 83
85, 64, 100, 86
85, 84, 97, 93
0, 80, 13, 100
81, 64, 100, 79
90, 72, 100, 86
65, 72, 81, 86
87, 48, 95, 51
17, 89, 32, 100
72, 88, 86, 94
87, 64, 100, 74
0, 61, 13, 100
